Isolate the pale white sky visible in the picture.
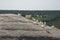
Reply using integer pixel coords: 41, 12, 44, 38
0, 0, 60, 10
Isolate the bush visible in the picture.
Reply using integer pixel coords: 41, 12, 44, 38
35, 15, 43, 22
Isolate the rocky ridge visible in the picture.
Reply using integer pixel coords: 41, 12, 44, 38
0, 14, 60, 40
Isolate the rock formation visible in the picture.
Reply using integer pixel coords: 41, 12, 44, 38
0, 14, 60, 40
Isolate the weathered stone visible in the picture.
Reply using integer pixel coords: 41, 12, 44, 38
0, 14, 59, 40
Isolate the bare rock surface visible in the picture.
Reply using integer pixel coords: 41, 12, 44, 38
0, 14, 60, 40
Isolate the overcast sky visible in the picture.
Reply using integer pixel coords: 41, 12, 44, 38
0, 0, 60, 10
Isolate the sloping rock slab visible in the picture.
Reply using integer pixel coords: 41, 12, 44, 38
0, 36, 60, 40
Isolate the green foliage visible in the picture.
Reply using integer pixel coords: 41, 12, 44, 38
52, 18, 60, 29
35, 15, 43, 22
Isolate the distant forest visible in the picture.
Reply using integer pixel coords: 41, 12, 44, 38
0, 10, 60, 29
